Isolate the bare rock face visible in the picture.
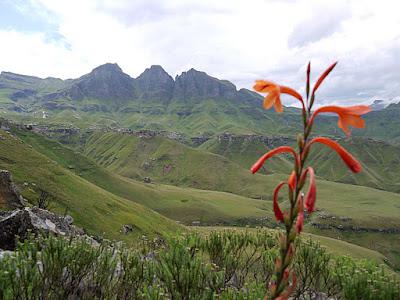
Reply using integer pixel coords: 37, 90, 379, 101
0, 207, 86, 250
135, 65, 174, 102
172, 68, 237, 101
0, 170, 25, 209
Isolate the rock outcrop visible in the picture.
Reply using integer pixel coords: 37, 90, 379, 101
0, 170, 25, 209
0, 207, 86, 250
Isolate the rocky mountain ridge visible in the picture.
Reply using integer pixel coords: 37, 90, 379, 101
0, 63, 262, 105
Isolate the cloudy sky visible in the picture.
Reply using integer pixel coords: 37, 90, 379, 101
0, 0, 399, 106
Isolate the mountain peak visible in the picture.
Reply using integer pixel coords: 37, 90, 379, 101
91, 63, 123, 74
135, 65, 174, 102
173, 69, 236, 100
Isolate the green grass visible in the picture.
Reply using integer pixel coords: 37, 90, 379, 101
18, 129, 400, 229
0, 129, 183, 242
8, 128, 273, 225
7, 128, 400, 268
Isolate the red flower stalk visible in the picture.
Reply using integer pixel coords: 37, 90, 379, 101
307, 137, 362, 173
251, 62, 368, 299
251, 146, 299, 174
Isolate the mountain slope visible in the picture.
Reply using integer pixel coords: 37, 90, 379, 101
0, 64, 303, 136
0, 129, 183, 241
201, 134, 400, 193
6, 127, 400, 268
10, 127, 274, 225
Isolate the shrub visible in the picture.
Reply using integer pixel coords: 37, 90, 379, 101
0, 231, 398, 299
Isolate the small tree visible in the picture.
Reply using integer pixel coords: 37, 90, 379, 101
37, 188, 54, 209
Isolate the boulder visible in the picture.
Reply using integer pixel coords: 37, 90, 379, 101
121, 224, 133, 235
0, 207, 86, 250
0, 170, 25, 209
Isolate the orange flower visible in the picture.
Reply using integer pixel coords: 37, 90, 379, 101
251, 146, 299, 174
307, 137, 362, 173
253, 80, 304, 113
309, 105, 371, 136
273, 182, 286, 222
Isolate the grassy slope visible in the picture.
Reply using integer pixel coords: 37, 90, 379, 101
0, 129, 182, 242
202, 135, 400, 193
0, 94, 304, 136
37, 130, 400, 230
13, 129, 273, 224
10, 129, 400, 268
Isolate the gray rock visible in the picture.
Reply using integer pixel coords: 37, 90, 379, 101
121, 224, 133, 235
64, 215, 74, 225
0, 170, 25, 209
0, 207, 86, 250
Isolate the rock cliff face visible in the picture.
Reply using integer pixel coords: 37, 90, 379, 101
44, 63, 136, 102
1, 63, 262, 109
173, 69, 237, 101
135, 65, 174, 102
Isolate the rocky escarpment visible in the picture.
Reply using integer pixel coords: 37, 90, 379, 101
216, 132, 294, 147
0, 63, 265, 113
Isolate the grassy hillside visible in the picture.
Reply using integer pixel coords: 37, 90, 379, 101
202, 135, 400, 193
21, 130, 400, 230
11, 128, 274, 225
0, 129, 183, 242
8, 128, 400, 268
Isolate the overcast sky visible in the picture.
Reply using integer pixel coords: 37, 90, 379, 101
0, 0, 399, 106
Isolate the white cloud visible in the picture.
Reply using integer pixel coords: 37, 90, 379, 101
0, 0, 399, 105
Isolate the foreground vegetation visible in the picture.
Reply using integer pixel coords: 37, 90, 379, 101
1, 231, 399, 299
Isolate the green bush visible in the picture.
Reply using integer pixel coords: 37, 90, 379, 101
0, 231, 399, 299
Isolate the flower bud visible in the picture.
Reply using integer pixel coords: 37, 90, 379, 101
297, 133, 304, 150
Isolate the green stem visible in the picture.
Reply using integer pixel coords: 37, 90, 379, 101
271, 107, 311, 299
